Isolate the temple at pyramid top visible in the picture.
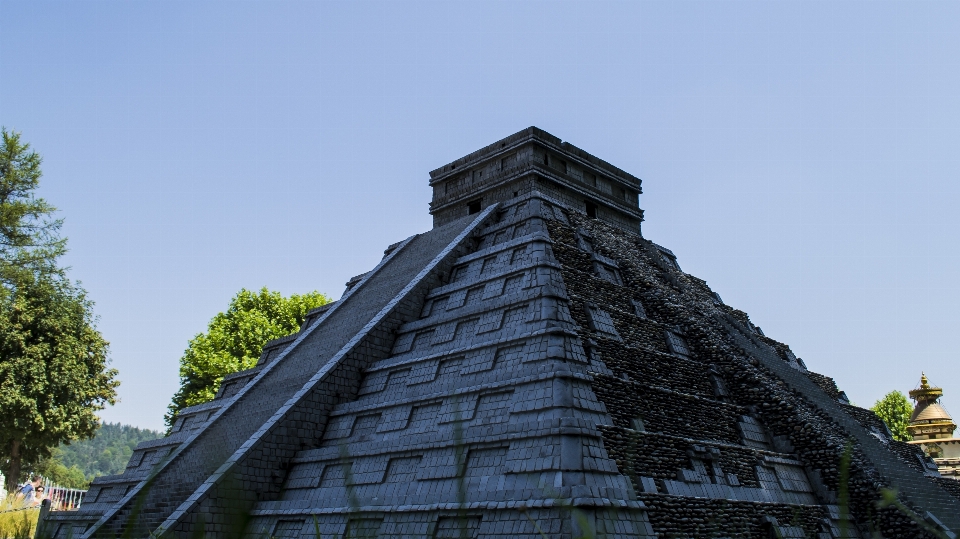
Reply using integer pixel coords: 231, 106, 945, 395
428, 127, 644, 233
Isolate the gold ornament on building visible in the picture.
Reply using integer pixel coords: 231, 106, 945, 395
907, 373, 957, 441
907, 373, 960, 478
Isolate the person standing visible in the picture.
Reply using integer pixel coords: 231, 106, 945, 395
29, 485, 46, 507
15, 476, 39, 506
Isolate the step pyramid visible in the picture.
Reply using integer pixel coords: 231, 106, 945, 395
41, 127, 960, 539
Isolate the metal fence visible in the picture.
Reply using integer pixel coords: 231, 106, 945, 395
45, 486, 85, 511
2, 477, 87, 512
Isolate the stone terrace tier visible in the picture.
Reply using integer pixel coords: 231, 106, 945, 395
245, 196, 652, 539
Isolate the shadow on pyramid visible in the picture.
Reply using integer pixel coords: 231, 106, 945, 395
40, 128, 960, 539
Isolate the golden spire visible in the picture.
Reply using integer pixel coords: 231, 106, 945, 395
910, 372, 944, 404
907, 373, 956, 441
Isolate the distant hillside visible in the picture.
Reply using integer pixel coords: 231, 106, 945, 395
56, 422, 161, 480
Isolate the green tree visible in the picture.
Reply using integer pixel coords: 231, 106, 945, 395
0, 273, 119, 492
166, 287, 331, 428
0, 129, 119, 493
33, 422, 161, 488
872, 390, 913, 442
0, 128, 66, 285
34, 451, 89, 489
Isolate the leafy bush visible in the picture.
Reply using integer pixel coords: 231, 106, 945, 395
0, 496, 37, 539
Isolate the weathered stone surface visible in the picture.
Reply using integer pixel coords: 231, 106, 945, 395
40, 127, 960, 538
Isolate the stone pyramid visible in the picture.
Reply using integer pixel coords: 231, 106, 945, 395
41, 128, 960, 539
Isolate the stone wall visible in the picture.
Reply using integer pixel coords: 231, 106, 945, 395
544, 208, 959, 538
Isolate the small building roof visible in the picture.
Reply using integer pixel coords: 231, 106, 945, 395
912, 401, 954, 423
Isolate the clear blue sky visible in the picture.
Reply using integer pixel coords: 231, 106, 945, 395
1, 1, 958, 431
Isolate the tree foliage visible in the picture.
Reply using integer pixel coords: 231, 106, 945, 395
48, 422, 160, 487
0, 273, 119, 491
0, 128, 119, 493
166, 288, 331, 428
0, 129, 65, 285
872, 390, 913, 442
34, 452, 89, 489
